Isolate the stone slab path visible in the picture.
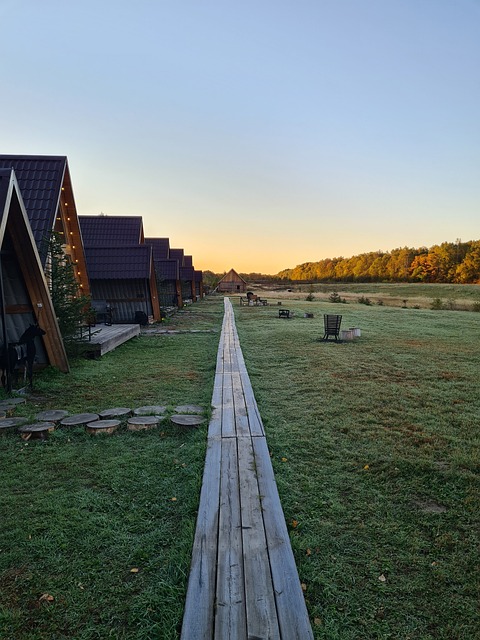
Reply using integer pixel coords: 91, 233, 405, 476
181, 298, 313, 639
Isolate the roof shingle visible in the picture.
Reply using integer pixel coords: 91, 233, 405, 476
85, 245, 152, 280
0, 155, 66, 254
145, 237, 170, 260
79, 215, 144, 248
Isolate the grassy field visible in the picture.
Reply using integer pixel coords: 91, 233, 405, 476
0, 303, 223, 640
234, 292, 479, 639
1, 289, 479, 639
253, 282, 480, 311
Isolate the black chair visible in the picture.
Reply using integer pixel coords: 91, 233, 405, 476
323, 314, 342, 341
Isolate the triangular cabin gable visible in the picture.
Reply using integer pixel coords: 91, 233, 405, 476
0, 155, 90, 297
217, 268, 248, 293
145, 238, 183, 308
0, 169, 69, 373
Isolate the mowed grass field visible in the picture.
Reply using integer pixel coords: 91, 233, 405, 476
1, 288, 479, 639
234, 292, 479, 639
0, 303, 224, 640
255, 282, 480, 310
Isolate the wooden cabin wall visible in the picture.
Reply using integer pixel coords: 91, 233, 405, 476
217, 281, 246, 293
1, 247, 48, 363
89, 279, 152, 323
181, 280, 193, 302
157, 280, 179, 307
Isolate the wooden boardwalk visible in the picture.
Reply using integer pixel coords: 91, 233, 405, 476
181, 298, 313, 640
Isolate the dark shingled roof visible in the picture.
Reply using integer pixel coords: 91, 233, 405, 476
194, 269, 203, 282
156, 259, 179, 280
145, 237, 170, 260
183, 255, 193, 268
180, 266, 194, 280
85, 245, 152, 280
79, 215, 144, 248
169, 248, 184, 265
0, 154, 66, 254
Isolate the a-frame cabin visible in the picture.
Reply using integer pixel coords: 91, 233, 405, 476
79, 215, 161, 323
0, 155, 90, 296
0, 169, 69, 374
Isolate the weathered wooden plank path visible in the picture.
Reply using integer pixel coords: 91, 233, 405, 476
181, 298, 313, 640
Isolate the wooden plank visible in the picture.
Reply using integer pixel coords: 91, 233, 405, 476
212, 373, 223, 409
215, 438, 247, 638
232, 371, 250, 437
239, 375, 265, 437
5, 304, 33, 314
237, 436, 281, 640
221, 371, 235, 437
252, 437, 314, 639
181, 438, 222, 640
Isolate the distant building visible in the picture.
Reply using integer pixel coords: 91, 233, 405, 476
217, 269, 247, 293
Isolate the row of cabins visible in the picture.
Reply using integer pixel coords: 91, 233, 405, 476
0, 154, 203, 374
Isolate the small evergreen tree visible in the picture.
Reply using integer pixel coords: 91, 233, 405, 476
45, 233, 91, 354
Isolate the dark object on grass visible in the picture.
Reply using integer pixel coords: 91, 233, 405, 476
134, 310, 148, 325
0, 323, 46, 389
322, 314, 342, 341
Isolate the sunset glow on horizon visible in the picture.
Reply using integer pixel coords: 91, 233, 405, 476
1, 1, 478, 275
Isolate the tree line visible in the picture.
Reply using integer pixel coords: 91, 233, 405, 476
277, 240, 480, 284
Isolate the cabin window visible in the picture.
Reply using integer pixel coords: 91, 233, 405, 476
236, 285, 240, 290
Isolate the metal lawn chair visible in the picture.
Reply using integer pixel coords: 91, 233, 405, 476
322, 314, 342, 341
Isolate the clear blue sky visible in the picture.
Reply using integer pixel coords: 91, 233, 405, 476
2, 0, 479, 273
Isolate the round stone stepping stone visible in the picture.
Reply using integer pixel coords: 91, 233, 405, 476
127, 416, 161, 431
0, 417, 28, 429
86, 419, 120, 435
99, 407, 132, 418
61, 413, 99, 426
18, 422, 55, 439
134, 405, 167, 416
174, 404, 204, 414
0, 405, 15, 417
170, 414, 206, 428
0, 397, 26, 406
36, 410, 69, 423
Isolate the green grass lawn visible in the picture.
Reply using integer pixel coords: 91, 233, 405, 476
0, 301, 223, 640
234, 297, 479, 639
1, 292, 479, 639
